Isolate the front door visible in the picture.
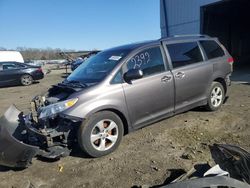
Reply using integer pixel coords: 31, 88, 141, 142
0, 62, 20, 86
122, 46, 174, 128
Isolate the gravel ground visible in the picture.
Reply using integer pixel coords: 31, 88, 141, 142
0, 69, 250, 188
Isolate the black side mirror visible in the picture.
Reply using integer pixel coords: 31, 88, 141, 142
123, 69, 143, 83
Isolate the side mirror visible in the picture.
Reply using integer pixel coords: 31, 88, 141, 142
123, 69, 143, 83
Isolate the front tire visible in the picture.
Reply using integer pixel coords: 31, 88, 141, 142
78, 111, 124, 157
205, 82, 225, 111
20, 74, 33, 86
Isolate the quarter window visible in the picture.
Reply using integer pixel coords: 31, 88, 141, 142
200, 40, 225, 59
126, 47, 165, 77
167, 42, 203, 68
111, 70, 123, 84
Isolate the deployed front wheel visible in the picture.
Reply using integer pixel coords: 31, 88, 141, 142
205, 82, 225, 111
78, 111, 124, 157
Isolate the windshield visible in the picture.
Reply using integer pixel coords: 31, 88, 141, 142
67, 49, 129, 84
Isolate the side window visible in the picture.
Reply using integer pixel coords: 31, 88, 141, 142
15, 63, 25, 68
167, 42, 203, 68
126, 47, 165, 77
2, 63, 17, 70
200, 40, 225, 59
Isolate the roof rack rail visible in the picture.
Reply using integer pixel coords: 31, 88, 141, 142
172, 34, 210, 38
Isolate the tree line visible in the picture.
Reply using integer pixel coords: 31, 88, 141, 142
0, 47, 76, 60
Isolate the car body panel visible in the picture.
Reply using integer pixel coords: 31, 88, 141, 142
171, 62, 213, 113
0, 105, 39, 168
162, 176, 250, 188
63, 83, 131, 127
122, 71, 174, 128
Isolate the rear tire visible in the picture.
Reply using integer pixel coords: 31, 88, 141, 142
205, 82, 225, 111
20, 74, 33, 86
78, 111, 124, 157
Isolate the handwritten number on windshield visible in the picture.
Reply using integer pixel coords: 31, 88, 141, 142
131, 52, 150, 69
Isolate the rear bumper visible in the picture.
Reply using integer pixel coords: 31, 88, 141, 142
226, 74, 231, 86
0, 105, 39, 168
32, 72, 44, 80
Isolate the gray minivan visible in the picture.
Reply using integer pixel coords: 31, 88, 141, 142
0, 35, 233, 167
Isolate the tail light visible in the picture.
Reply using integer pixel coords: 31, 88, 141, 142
37, 67, 43, 72
227, 57, 234, 64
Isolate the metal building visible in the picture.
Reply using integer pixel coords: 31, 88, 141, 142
160, 0, 250, 67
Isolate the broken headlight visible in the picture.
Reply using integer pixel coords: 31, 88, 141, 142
38, 98, 78, 119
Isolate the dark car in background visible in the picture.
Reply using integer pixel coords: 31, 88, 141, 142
71, 57, 84, 71
70, 51, 101, 71
0, 61, 44, 87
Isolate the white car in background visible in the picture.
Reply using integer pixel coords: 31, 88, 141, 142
0, 51, 24, 63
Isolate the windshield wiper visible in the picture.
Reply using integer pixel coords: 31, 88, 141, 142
60, 80, 88, 88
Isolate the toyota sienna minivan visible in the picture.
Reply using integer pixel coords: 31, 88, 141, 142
0, 35, 233, 167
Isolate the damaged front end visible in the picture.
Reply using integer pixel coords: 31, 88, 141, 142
0, 84, 82, 168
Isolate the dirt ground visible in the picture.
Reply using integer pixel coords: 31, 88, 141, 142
0, 69, 250, 188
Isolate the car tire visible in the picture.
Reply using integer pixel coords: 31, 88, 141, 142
20, 74, 33, 86
205, 82, 225, 111
78, 111, 124, 157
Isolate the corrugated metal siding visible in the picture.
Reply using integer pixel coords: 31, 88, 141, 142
160, 0, 168, 37
161, 0, 222, 37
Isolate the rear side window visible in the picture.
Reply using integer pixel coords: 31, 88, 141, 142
200, 40, 225, 59
16, 63, 26, 68
127, 47, 165, 77
167, 42, 203, 68
2, 63, 17, 70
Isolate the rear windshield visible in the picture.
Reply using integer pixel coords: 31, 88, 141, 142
200, 40, 225, 60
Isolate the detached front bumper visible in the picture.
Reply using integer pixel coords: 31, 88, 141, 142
0, 105, 39, 168
0, 104, 79, 168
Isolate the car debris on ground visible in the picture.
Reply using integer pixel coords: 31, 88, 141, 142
144, 144, 250, 188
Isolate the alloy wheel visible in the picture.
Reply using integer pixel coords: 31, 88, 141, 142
211, 86, 223, 107
90, 119, 119, 151
21, 75, 32, 85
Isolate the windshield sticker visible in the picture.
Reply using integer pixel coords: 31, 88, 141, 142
109, 56, 122, 61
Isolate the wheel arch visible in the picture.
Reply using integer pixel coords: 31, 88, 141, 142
21, 73, 33, 78
20, 73, 34, 80
213, 77, 227, 95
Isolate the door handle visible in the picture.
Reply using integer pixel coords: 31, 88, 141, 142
175, 71, 185, 79
161, 75, 172, 82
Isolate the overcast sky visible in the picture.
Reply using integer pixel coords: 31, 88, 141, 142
0, 0, 160, 50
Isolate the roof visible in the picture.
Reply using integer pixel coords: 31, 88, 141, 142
161, 34, 212, 42
106, 40, 159, 52
103, 34, 212, 52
